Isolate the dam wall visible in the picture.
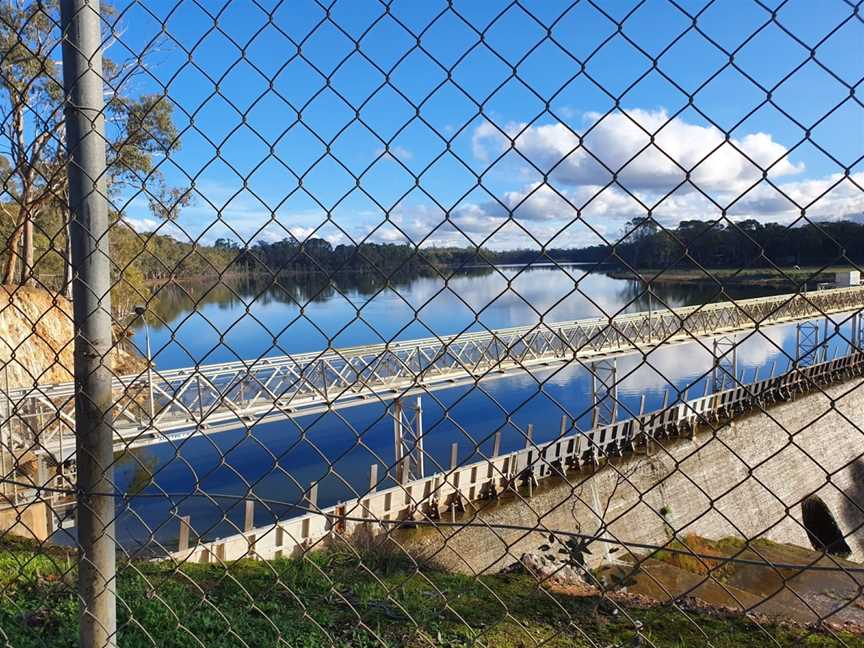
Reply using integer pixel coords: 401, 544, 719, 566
412, 372, 864, 573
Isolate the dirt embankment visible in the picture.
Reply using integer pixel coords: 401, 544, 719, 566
0, 286, 145, 389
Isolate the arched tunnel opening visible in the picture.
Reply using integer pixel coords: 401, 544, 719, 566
801, 496, 851, 557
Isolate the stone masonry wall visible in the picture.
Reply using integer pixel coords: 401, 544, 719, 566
405, 375, 864, 574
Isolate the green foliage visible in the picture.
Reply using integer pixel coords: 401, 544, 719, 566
0, 538, 858, 648
238, 237, 600, 276
539, 533, 593, 571
617, 218, 864, 269
0, 1, 188, 286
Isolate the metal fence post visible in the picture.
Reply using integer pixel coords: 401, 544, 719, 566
60, 1, 117, 646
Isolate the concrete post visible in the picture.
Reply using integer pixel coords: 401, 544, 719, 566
244, 499, 255, 533
449, 442, 459, 523
414, 396, 424, 479
852, 312, 861, 351
369, 463, 378, 493
196, 374, 206, 425
0, 368, 9, 500
590, 359, 618, 428
393, 398, 405, 483
178, 515, 191, 553
60, 2, 117, 645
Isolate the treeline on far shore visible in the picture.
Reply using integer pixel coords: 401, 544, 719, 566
202, 218, 864, 278
224, 237, 601, 276
611, 218, 864, 270
12, 210, 864, 315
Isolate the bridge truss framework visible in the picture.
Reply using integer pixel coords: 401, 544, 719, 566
3, 285, 864, 465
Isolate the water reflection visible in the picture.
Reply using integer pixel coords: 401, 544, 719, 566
71, 267, 848, 553
135, 266, 777, 370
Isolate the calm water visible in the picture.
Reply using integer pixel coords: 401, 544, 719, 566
56, 266, 858, 552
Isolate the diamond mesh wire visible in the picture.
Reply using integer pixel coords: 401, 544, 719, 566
0, 0, 863, 646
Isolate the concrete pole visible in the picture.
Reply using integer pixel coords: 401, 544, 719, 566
731, 346, 737, 387
369, 464, 378, 493
821, 318, 830, 363
414, 396, 424, 479
196, 374, 205, 425
178, 515, 191, 553
1, 367, 9, 499
712, 338, 719, 393
647, 285, 653, 332
244, 499, 255, 533
60, 2, 117, 646
393, 398, 404, 483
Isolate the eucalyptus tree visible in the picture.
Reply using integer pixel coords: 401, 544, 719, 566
0, 0, 187, 289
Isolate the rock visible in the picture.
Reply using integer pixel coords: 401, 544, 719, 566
520, 551, 588, 585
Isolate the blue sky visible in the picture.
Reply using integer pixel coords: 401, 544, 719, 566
111, 0, 864, 249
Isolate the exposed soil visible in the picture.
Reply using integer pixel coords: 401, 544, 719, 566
595, 536, 864, 629
0, 285, 145, 389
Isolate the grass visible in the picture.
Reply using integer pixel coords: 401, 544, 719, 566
649, 534, 737, 578
1, 537, 861, 648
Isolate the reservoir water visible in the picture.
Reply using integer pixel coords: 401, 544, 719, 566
62, 265, 857, 553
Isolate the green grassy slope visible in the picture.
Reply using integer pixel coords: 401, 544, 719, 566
1, 538, 859, 648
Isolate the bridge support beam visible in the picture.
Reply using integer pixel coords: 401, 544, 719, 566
591, 359, 618, 429
852, 312, 862, 352
393, 396, 425, 483
797, 321, 824, 367
712, 336, 737, 393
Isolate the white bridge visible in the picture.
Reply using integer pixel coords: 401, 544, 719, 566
4, 285, 864, 463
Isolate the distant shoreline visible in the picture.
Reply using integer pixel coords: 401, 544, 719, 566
141, 264, 855, 290
141, 261, 611, 287
604, 266, 849, 288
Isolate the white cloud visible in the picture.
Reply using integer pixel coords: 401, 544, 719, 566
382, 109, 863, 249
374, 145, 413, 162
121, 215, 164, 233
473, 109, 805, 195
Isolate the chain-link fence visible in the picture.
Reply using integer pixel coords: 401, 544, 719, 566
1, 0, 863, 646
